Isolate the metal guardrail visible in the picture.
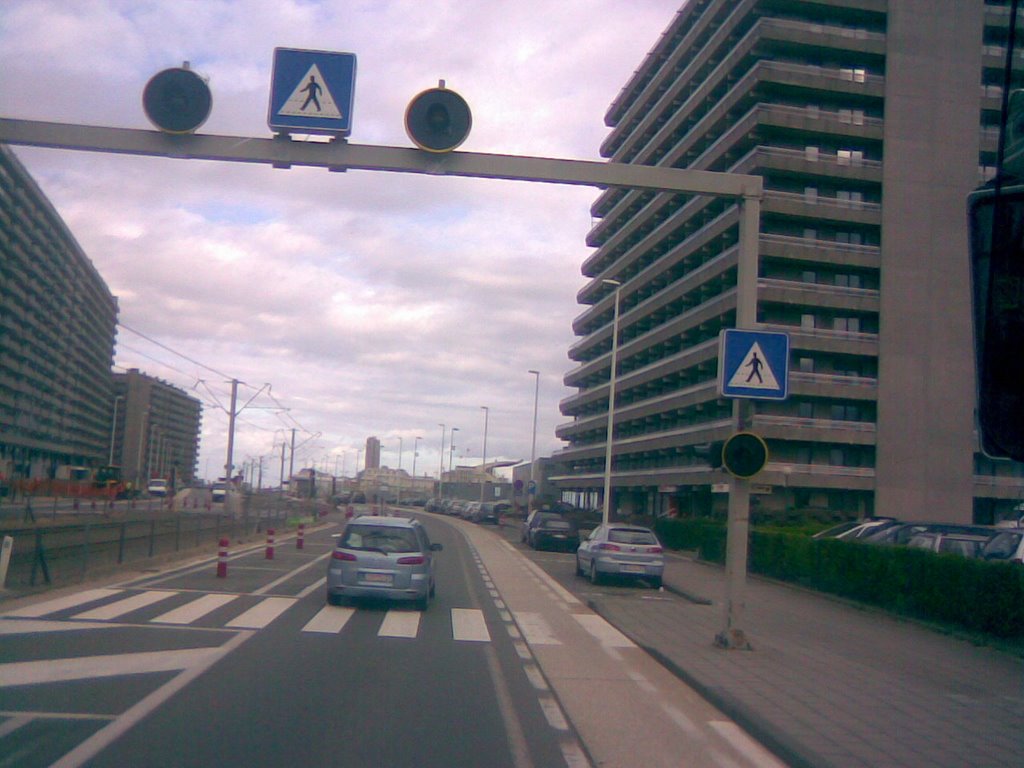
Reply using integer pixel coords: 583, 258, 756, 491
0, 493, 324, 590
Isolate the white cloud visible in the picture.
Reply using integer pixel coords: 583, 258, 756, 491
0, 0, 679, 479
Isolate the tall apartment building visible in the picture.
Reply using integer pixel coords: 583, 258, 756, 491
552, 0, 1024, 524
112, 369, 202, 488
365, 436, 381, 470
0, 144, 119, 482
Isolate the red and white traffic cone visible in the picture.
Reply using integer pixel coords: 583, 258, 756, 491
217, 538, 229, 578
266, 529, 275, 560
297, 524, 305, 550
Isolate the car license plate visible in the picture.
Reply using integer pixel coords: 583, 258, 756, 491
620, 564, 645, 574
363, 572, 393, 585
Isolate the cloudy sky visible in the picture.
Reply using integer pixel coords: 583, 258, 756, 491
1, 1, 679, 483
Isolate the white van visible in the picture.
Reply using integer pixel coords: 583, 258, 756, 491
147, 478, 169, 497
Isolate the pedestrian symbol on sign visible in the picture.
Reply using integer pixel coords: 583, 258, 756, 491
278, 64, 342, 119
728, 342, 780, 392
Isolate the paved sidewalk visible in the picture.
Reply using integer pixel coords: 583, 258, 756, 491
589, 554, 1024, 768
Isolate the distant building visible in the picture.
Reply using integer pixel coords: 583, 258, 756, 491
0, 144, 118, 485
365, 436, 381, 470
552, 0, 1024, 523
112, 369, 202, 488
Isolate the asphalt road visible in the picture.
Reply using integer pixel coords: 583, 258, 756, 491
0, 508, 788, 768
0, 513, 577, 768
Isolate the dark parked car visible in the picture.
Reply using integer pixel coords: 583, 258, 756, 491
862, 522, 994, 546
472, 502, 500, 525
522, 511, 578, 551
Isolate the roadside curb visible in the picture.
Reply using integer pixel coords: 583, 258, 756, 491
586, 596, 825, 768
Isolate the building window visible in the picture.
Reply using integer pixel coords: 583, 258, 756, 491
802, 270, 816, 284
840, 67, 867, 83
805, 146, 819, 161
799, 357, 814, 373
803, 227, 818, 240
804, 186, 818, 203
801, 313, 816, 330
799, 401, 814, 419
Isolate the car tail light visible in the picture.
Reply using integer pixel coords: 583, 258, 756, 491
595, 543, 621, 552
332, 550, 357, 561
397, 555, 425, 565
649, 546, 663, 554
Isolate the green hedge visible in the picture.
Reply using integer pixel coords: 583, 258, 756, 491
654, 518, 1024, 638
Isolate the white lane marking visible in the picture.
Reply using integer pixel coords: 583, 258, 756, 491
252, 552, 332, 595
523, 664, 549, 691
513, 611, 561, 645
296, 576, 327, 599
0, 647, 223, 687
709, 721, 789, 768
151, 594, 238, 625
2, 589, 121, 618
49, 631, 253, 768
572, 614, 636, 648
225, 597, 296, 629
0, 710, 116, 722
538, 696, 569, 730
72, 591, 177, 621
302, 605, 356, 634
559, 740, 592, 768
0, 714, 32, 737
626, 669, 658, 694
451, 608, 490, 642
0, 619, 116, 635
378, 610, 420, 638
708, 748, 743, 768
522, 558, 581, 605
662, 703, 700, 737
513, 641, 531, 660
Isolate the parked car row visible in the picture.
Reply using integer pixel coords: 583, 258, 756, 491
425, 498, 511, 525
518, 510, 666, 588
814, 517, 1024, 562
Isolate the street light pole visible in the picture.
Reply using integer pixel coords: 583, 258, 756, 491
480, 406, 489, 503
438, 424, 446, 498
412, 435, 422, 493
396, 436, 403, 504
449, 427, 459, 497
601, 279, 622, 526
528, 370, 540, 511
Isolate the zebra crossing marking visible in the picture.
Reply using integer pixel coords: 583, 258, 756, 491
225, 597, 296, 629
378, 610, 420, 638
2, 589, 122, 618
152, 594, 239, 625
302, 605, 356, 634
72, 591, 177, 621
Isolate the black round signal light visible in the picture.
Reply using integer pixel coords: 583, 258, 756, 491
405, 86, 472, 153
143, 67, 212, 134
722, 432, 769, 479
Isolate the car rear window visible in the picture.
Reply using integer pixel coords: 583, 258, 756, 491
608, 529, 658, 545
340, 525, 420, 553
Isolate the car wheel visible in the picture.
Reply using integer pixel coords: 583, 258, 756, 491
589, 561, 600, 585
575, 556, 584, 577
429, 580, 436, 598
650, 576, 662, 590
327, 592, 343, 606
415, 595, 429, 611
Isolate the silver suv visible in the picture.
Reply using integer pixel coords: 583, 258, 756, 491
326, 516, 442, 610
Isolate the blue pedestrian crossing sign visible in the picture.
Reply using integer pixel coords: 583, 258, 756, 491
718, 329, 790, 400
268, 48, 356, 136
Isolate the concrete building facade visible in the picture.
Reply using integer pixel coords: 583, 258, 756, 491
551, 0, 1024, 523
112, 369, 202, 489
365, 436, 381, 470
0, 144, 118, 484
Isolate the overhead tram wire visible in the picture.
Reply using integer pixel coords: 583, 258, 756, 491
118, 321, 233, 381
